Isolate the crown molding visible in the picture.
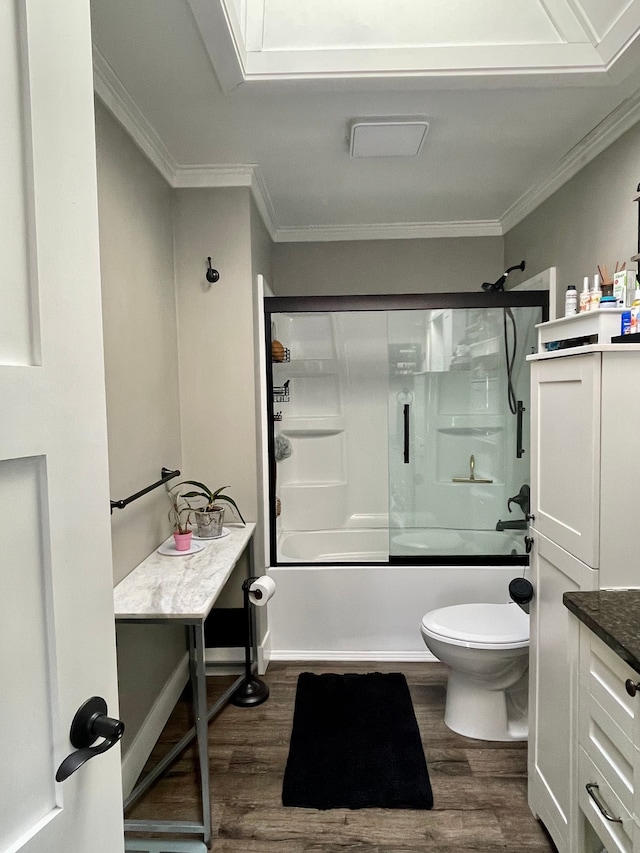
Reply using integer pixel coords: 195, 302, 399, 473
92, 48, 178, 185
501, 87, 640, 233
173, 164, 255, 187
172, 165, 279, 240
250, 169, 280, 242
93, 51, 280, 238
274, 220, 502, 242
93, 41, 640, 245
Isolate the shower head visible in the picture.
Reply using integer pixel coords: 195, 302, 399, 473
481, 260, 526, 292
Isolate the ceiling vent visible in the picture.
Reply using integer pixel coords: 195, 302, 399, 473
349, 118, 429, 158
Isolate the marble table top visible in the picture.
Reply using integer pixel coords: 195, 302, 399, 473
114, 523, 255, 622
563, 588, 640, 676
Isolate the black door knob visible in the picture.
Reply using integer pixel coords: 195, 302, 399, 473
56, 696, 124, 782
625, 679, 640, 697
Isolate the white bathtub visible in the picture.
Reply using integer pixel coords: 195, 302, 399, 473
277, 527, 524, 562
268, 527, 529, 661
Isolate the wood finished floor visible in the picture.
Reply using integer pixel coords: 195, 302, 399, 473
126, 662, 557, 852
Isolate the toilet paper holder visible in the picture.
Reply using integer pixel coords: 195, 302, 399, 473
230, 576, 273, 708
509, 577, 533, 614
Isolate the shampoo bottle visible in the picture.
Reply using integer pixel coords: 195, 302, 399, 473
564, 284, 577, 316
589, 274, 602, 311
630, 288, 640, 334
579, 276, 590, 313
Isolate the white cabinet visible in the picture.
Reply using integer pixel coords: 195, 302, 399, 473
528, 346, 640, 853
530, 353, 600, 567
576, 627, 640, 853
528, 532, 598, 851
530, 349, 640, 584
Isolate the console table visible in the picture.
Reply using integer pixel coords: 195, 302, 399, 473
113, 523, 257, 850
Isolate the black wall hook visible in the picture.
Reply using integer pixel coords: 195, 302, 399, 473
206, 257, 220, 283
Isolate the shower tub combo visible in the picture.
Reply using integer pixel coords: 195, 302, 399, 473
264, 292, 547, 660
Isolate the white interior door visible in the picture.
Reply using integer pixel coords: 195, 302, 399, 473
0, 1, 123, 851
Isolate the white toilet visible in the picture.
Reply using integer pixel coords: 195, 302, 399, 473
420, 602, 529, 742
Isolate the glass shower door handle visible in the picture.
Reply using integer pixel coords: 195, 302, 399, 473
403, 403, 410, 463
516, 401, 525, 458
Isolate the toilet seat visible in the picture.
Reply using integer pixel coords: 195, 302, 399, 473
421, 603, 529, 650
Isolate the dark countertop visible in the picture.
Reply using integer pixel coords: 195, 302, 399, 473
563, 589, 640, 676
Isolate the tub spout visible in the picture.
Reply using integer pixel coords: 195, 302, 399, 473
496, 518, 528, 531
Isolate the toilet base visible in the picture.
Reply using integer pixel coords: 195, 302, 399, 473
444, 670, 528, 742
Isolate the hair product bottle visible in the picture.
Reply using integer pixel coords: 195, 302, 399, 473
579, 276, 590, 313
589, 274, 602, 311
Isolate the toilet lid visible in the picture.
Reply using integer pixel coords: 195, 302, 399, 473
421, 603, 529, 648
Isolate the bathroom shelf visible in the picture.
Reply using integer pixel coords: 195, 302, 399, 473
535, 310, 625, 352
273, 358, 340, 376
435, 414, 505, 431
467, 336, 500, 359
279, 415, 345, 435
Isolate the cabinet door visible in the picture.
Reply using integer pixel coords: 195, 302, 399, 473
528, 530, 598, 853
530, 354, 601, 567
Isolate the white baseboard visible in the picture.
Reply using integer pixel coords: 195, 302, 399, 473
121, 652, 190, 799
268, 649, 438, 662
258, 629, 271, 674
204, 636, 271, 675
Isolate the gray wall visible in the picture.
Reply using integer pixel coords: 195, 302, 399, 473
96, 103, 274, 774
273, 236, 504, 296
173, 188, 268, 608
95, 101, 186, 756
505, 121, 640, 316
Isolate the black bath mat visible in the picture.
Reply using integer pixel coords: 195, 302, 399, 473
282, 672, 433, 810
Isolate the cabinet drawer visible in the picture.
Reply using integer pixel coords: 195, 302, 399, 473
582, 631, 637, 743
578, 747, 635, 853
579, 690, 635, 815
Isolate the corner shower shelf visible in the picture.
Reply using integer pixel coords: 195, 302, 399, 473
279, 415, 345, 435
436, 414, 505, 432
273, 358, 340, 376
467, 336, 501, 359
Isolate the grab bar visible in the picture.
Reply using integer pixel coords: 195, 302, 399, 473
516, 401, 525, 458
110, 467, 180, 514
403, 404, 410, 463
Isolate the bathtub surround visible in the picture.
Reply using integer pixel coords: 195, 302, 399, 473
264, 294, 542, 660
267, 295, 544, 566
269, 564, 527, 660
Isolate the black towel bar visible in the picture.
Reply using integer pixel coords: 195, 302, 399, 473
110, 467, 180, 513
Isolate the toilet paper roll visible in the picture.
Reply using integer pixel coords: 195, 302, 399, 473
248, 576, 276, 607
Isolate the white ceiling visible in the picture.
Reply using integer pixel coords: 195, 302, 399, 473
90, 0, 640, 241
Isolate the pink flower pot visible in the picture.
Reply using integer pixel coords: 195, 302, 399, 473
173, 530, 193, 551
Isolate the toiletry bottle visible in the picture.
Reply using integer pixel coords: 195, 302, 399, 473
589, 274, 602, 311
564, 284, 577, 316
630, 288, 640, 334
579, 276, 590, 313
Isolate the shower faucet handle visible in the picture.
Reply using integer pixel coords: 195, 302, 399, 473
507, 484, 530, 516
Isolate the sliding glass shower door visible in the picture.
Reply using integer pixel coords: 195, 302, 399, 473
388, 306, 540, 560
265, 293, 546, 565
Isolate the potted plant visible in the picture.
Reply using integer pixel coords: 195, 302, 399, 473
176, 480, 245, 539
167, 488, 195, 551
